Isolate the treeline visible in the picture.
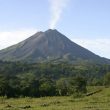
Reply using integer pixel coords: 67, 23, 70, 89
0, 61, 110, 80
0, 60, 110, 97
0, 74, 87, 97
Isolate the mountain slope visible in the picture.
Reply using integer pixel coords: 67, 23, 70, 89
0, 29, 109, 63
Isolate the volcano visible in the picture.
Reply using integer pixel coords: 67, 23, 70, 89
0, 29, 109, 63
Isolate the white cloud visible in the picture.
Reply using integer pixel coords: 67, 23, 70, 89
0, 28, 37, 50
49, 0, 69, 29
72, 38, 110, 59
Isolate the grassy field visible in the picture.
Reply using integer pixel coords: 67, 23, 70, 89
0, 87, 110, 110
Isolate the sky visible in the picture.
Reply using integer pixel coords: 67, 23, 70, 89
0, 0, 110, 58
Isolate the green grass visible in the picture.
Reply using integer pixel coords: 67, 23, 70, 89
0, 87, 110, 110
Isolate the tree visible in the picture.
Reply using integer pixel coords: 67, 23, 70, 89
17, 73, 39, 97
104, 72, 110, 86
91, 78, 103, 86
56, 78, 69, 96
69, 76, 87, 94
6, 76, 20, 97
0, 75, 8, 96
39, 77, 56, 96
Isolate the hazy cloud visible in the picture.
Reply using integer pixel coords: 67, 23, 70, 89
73, 38, 110, 58
0, 28, 36, 50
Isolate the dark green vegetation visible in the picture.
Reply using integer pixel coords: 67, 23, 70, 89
0, 29, 109, 64
0, 60, 110, 98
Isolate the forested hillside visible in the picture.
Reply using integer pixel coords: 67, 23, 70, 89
0, 60, 110, 97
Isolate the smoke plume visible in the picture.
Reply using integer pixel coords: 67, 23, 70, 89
49, 0, 69, 29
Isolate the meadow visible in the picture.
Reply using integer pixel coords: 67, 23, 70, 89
0, 87, 110, 110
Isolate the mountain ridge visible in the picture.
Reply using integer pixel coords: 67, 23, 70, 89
0, 29, 109, 64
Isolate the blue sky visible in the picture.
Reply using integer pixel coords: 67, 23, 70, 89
0, 0, 110, 58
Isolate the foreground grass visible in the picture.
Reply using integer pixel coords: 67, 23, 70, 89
0, 87, 110, 110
